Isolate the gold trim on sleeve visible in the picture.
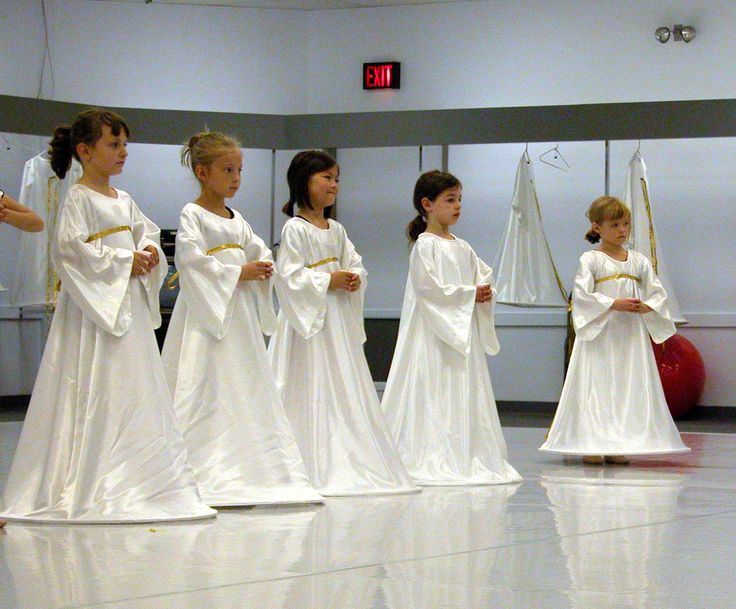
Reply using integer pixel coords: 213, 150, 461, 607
306, 256, 338, 269
85, 225, 132, 243
166, 243, 244, 290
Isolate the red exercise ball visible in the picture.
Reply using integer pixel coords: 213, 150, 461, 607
651, 334, 706, 418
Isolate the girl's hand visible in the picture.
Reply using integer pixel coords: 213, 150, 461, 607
143, 245, 159, 268
612, 298, 642, 312
476, 284, 492, 304
634, 302, 652, 314
240, 261, 273, 281
329, 270, 360, 292
0, 200, 7, 222
131, 250, 153, 276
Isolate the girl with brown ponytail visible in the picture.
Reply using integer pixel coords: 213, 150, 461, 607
0, 108, 214, 524
381, 170, 521, 486
540, 195, 689, 463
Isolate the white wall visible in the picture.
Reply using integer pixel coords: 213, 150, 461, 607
305, 0, 736, 113
1, 0, 307, 114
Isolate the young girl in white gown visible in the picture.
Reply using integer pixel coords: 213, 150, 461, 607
539, 196, 689, 463
162, 132, 321, 506
268, 150, 418, 496
0, 109, 215, 523
381, 170, 521, 485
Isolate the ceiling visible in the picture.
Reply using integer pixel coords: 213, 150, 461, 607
100, 0, 472, 9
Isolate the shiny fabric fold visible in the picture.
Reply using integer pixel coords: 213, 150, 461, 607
162, 203, 320, 506
269, 217, 418, 496
540, 249, 689, 456
381, 234, 521, 485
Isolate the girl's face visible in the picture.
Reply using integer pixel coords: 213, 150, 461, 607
423, 185, 462, 227
77, 125, 127, 177
196, 150, 243, 199
593, 215, 630, 247
307, 165, 339, 210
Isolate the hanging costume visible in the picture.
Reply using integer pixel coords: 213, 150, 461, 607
623, 151, 686, 324
540, 250, 689, 456
162, 203, 322, 506
492, 153, 568, 307
381, 233, 521, 485
268, 217, 418, 496
9, 154, 83, 307
0, 184, 215, 523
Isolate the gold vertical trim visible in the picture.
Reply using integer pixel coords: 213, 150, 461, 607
531, 181, 570, 307
639, 177, 658, 274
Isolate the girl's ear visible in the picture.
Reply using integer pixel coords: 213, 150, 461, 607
421, 196, 433, 214
591, 222, 600, 234
194, 164, 208, 182
76, 142, 91, 162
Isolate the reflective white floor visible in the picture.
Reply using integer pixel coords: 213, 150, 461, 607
2, 422, 736, 609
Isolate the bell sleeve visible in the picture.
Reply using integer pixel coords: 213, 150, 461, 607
174, 207, 242, 340
571, 252, 615, 342
411, 238, 477, 355
52, 188, 135, 337
638, 254, 676, 344
242, 223, 278, 336
473, 250, 500, 356
339, 224, 368, 344
130, 198, 168, 329
274, 221, 331, 340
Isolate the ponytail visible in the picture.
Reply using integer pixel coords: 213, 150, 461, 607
584, 227, 601, 243
282, 199, 296, 217
48, 125, 73, 179
406, 214, 427, 242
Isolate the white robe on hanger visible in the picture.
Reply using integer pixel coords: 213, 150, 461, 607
623, 151, 686, 324
381, 233, 521, 485
9, 154, 83, 307
0, 184, 215, 523
492, 153, 568, 307
268, 217, 418, 496
540, 250, 689, 456
162, 203, 322, 506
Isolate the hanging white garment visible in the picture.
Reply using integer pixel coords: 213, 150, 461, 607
9, 154, 83, 306
381, 234, 521, 485
623, 151, 685, 324
162, 203, 322, 507
0, 184, 215, 523
540, 250, 689, 456
492, 153, 568, 307
268, 217, 418, 496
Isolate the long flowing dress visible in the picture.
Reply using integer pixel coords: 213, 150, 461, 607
0, 184, 215, 523
162, 203, 322, 506
381, 233, 521, 485
540, 249, 690, 456
268, 217, 418, 496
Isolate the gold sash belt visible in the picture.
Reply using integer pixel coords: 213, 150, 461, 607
167, 243, 244, 290
85, 225, 132, 243
307, 257, 338, 269
594, 273, 641, 284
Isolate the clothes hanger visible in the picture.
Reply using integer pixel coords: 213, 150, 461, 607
539, 143, 571, 171
523, 142, 531, 164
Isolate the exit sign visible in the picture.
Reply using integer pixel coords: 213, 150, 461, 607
363, 62, 401, 90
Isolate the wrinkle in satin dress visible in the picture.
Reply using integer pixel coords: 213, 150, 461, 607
268, 217, 418, 496
162, 203, 322, 506
381, 233, 521, 485
540, 249, 689, 456
0, 184, 215, 523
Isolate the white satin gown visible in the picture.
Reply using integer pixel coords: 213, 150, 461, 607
162, 204, 322, 506
381, 233, 521, 485
268, 217, 418, 496
540, 249, 690, 456
0, 184, 215, 523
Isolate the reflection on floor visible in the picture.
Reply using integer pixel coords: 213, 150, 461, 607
2, 423, 736, 609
